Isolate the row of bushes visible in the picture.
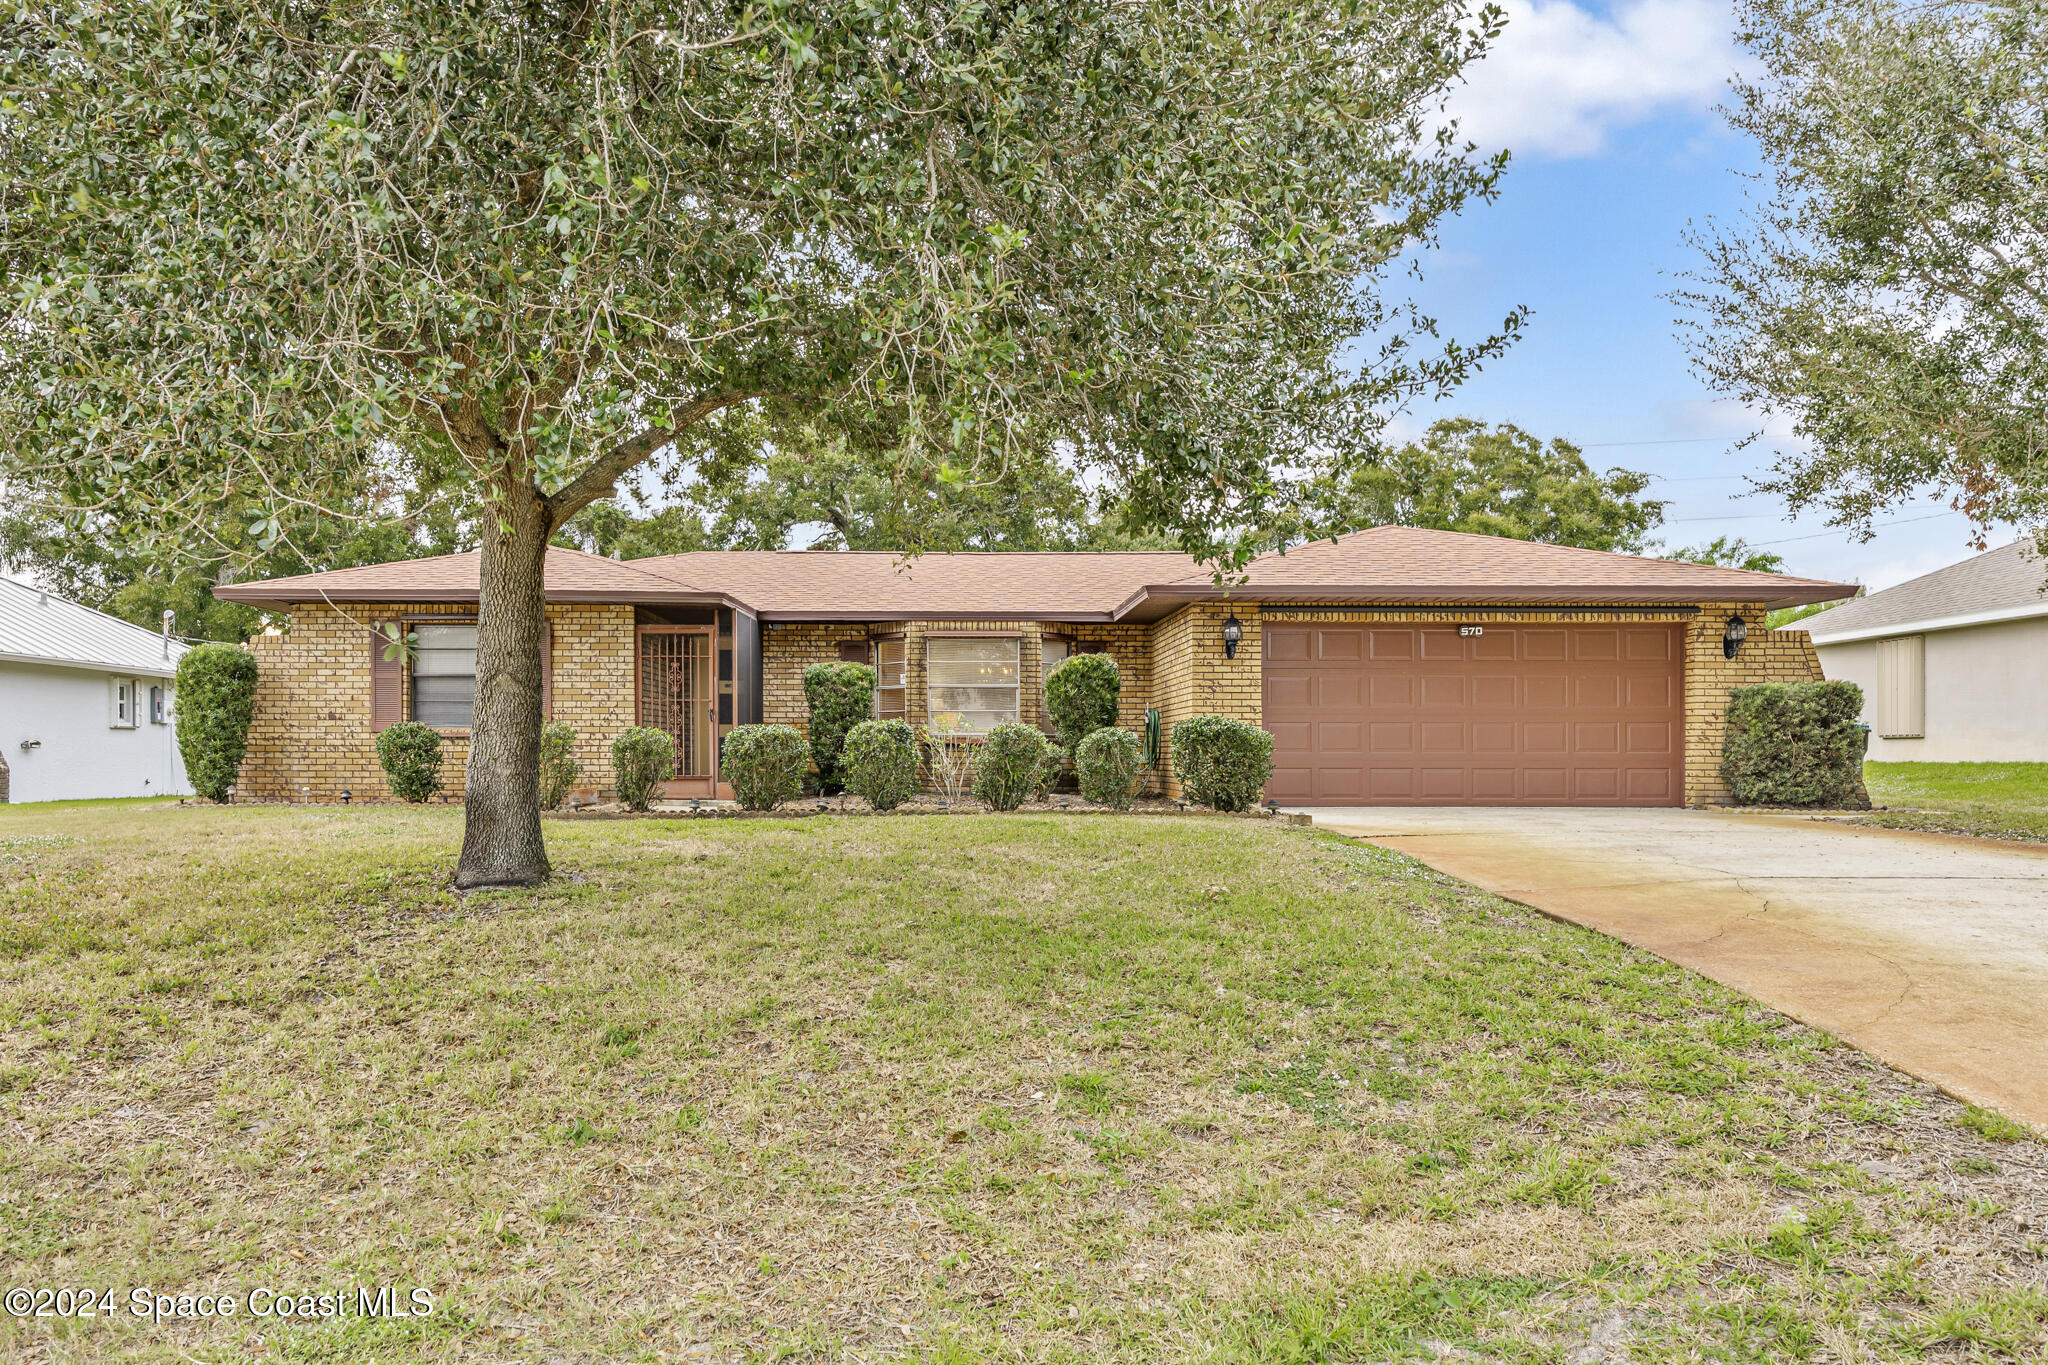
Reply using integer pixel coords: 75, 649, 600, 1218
717, 713, 1271, 813
377, 711, 1272, 814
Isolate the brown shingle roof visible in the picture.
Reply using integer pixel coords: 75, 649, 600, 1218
647, 549, 1200, 619
1122, 526, 1850, 613
212, 547, 720, 608
214, 527, 1856, 616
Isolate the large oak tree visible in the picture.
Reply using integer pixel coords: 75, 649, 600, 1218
1678, 0, 2048, 544
2, 0, 1517, 886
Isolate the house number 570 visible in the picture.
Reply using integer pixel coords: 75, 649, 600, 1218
1459, 625, 1485, 637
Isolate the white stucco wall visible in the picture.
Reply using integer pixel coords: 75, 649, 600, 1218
1, 660, 191, 802
1815, 614, 2048, 761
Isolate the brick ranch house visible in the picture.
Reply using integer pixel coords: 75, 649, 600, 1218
213, 525, 1854, 808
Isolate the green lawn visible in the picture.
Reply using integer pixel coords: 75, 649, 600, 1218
1861, 762, 2048, 842
2, 805, 2043, 1363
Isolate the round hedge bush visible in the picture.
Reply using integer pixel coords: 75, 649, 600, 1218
1170, 715, 1273, 812
172, 642, 259, 802
722, 724, 808, 811
375, 721, 444, 804
1720, 680, 1868, 807
1044, 653, 1120, 756
1076, 727, 1145, 810
842, 718, 919, 811
803, 660, 876, 792
610, 726, 675, 812
539, 720, 580, 809
974, 723, 1050, 812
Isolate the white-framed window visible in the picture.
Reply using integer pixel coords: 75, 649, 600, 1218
412, 622, 478, 729
926, 636, 1020, 735
1875, 635, 1925, 739
149, 684, 168, 725
109, 676, 138, 729
874, 638, 907, 721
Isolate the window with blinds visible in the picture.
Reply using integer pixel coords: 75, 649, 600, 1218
874, 638, 907, 721
1874, 635, 1925, 738
412, 623, 478, 729
926, 636, 1019, 735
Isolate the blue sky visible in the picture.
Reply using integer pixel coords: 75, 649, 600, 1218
1400, 0, 1995, 591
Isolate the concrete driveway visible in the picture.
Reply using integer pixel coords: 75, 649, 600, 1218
1292, 807, 2048, 1132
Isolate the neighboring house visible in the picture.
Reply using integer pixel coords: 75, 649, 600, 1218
1799, 539, 2048, 762
213, 526, 1851, 808
0, 576, 191, 803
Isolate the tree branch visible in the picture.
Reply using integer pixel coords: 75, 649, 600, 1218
543, 390, 754, 526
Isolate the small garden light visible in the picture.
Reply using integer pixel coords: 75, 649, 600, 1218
1221, 612, 1244, 660
1722, 613, 1748, 659
340, 789, 352, 805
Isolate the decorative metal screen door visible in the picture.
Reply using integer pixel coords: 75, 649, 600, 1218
636, 626, 717, 796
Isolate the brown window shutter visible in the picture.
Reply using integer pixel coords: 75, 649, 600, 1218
540, 621, 554, 719
369, 622, 403, 731
838, 639, 870, 664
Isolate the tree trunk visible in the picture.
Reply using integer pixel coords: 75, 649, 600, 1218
455, 485, 554, 888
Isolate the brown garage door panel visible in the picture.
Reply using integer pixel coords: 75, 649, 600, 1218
1263, 623, 1683, 807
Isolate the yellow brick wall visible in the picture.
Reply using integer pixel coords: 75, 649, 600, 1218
1146, 603, 1262, 798
241, 596, 1822, 810
240, 602, 635, 803
761, 620, 1155, 738
1682, 607, 1826, 806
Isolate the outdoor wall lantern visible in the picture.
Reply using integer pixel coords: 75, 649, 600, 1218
1722, 613, 1748, 659
1221, 613, 1244, 659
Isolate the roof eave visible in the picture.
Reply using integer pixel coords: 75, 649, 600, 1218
1113, 579, 1859, 618
1807, 599, 2048, 645
0, 648, 180, 677
211, 586, 742, 610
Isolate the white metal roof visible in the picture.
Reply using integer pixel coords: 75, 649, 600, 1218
0, 575, 189, 677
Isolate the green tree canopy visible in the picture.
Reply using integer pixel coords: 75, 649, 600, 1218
1, 0, 1518, 884
1661, 535, 1786, 574
1301, 418, 1666, 551
1677, 0, 2048, 545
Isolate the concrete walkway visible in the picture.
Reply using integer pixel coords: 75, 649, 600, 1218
1291, 807, 2048, 1132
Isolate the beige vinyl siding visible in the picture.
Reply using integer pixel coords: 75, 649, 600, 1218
1874, 635, 1926, 738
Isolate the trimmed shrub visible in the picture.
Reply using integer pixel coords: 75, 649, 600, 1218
843, 718, 919, 811
803, 661, 876, 792
172, 642, 259, 802
1076, 727, 1145, 810
1721, 681, 1869, 807
1172, 715, 1274, 812
974, 723, 1050, 812
1035, 746, 1065, 800
610, 726, 675, 812
375, 721, 444, 804
722, 723, 808, 811
539, 721, 580, 809
1045, 653, 1121, 756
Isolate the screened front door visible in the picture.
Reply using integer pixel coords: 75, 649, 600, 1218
636, 626, 717, 797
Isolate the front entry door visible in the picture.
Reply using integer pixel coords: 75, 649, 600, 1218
636, 626, 717, 797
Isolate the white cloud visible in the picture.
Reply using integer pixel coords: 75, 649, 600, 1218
1446, 0, 1738, 159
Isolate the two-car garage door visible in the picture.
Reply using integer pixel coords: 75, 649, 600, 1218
1263, 622, 1683, 806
